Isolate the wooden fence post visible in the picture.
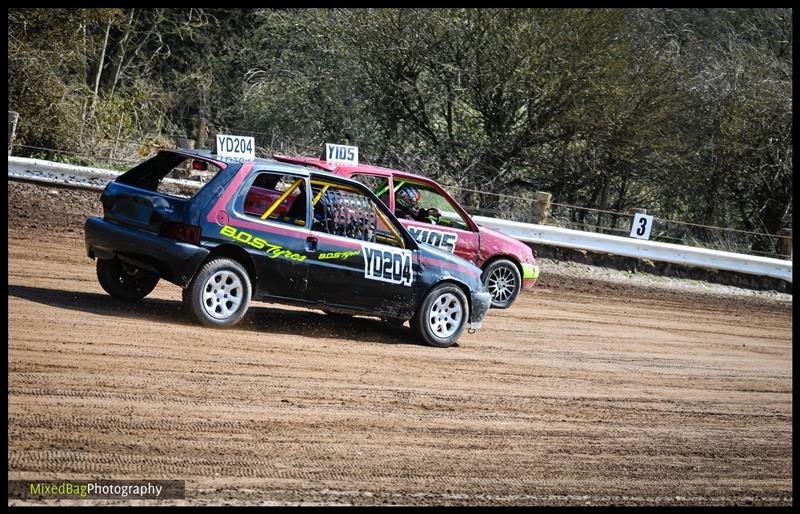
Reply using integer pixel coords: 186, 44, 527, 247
172, 137, 195, 179
176, 137, 195, 150
623, 208, 647, 235
8, 111, 19, 155
778, 228, 792, 260
208, 126, 218, 153
532, 191, 552, 224
195, 118, 208, 149
109, 116, 124, 162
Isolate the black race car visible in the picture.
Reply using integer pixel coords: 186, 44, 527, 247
84, 148, 491, 347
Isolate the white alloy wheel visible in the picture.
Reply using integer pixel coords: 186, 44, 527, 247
411, 283, 469, 347
202, 270, 244, 320
183, 257, 251, 328
427, 292, 464, 339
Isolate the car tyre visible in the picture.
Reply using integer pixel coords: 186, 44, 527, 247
411, 283, 469, 348
482, 258, 521, 309
96, 258, 159, 301
183, 258, 251, 328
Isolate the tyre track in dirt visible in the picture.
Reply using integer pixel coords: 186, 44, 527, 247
7, 182, 793, 506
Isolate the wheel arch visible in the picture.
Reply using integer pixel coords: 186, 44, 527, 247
421, 278, 473, 315
480, 254, 523, 277
202, 244, 258, 291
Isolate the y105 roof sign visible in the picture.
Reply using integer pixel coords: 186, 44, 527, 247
325, 143, 358, 166
216, 134, 255, 159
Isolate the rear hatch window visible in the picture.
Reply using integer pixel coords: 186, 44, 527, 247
115, 152, 224, 198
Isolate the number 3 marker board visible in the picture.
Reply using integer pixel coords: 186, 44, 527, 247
629, 212, 654, 240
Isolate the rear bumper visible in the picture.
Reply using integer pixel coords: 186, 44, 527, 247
469, 289, 492, 330
84, 216, 209, 287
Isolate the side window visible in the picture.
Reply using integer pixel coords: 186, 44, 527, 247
310, 179, 404, 248
396, 181, 471, 231
351, 174, 391, 207
242, 172, 308, 227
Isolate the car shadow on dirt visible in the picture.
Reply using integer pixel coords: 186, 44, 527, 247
8, 285, 423, 346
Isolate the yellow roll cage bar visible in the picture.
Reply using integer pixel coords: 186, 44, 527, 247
259, 177, 406, 248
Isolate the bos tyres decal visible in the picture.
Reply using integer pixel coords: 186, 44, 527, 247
361, 242, 413, 287
220, 225, 306, 262
318, 250, 360, 260
406, 226, 458, 254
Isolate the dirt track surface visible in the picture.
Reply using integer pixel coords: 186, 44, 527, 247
7, 182, 793, 506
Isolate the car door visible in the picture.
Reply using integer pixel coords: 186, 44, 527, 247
303, 175, 419, 316
224, 169, 312, 300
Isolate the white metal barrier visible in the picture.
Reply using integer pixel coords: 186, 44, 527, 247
7, 156, 201, 191
474, 216, 792, 283
7, 156, 792, 283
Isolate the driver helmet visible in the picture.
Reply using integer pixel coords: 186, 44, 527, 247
396, 185, 421, 210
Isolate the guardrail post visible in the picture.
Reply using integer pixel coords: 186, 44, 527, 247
532, 191, 552, 224
778, 228, 792, 260
8, 111, 19, 155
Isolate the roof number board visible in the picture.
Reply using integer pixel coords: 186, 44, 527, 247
217, 134, 255, 159
325, 143, 358, 166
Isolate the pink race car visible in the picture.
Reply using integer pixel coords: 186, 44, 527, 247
274, 151, 540, 309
